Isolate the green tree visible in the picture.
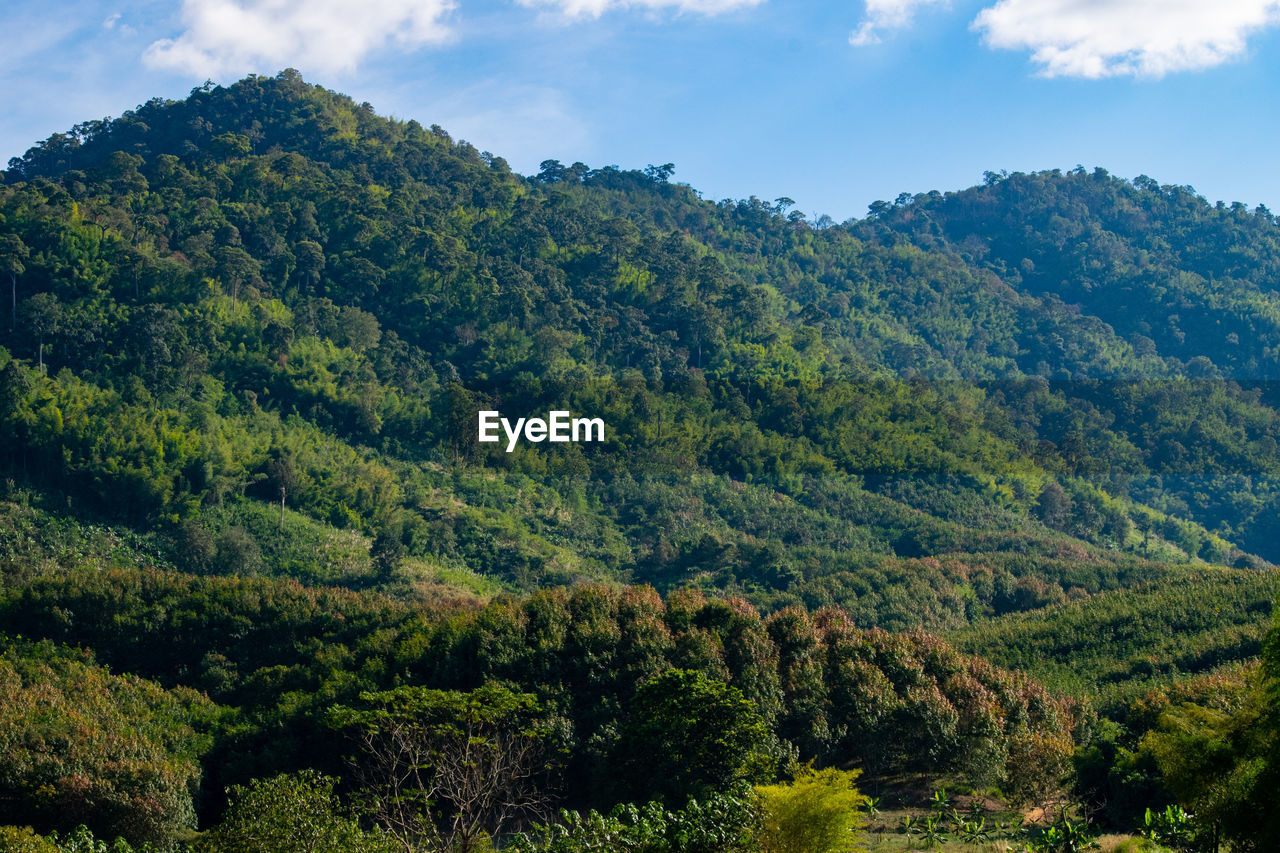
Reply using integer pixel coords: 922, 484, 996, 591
754, 764, 868, 853
198, 771, 395, 853
294, 240, 326, 291
1137, 614, 1280, 851
334, 306, 381, 352
1037, 482, 1071, 529
213, 245, 260, 307
612, 669, 776, 807
49, 824, 144, 852
212, 526, 262, 575
442, 381, 480, 461
23, 292, 61, 374
0, 233, 29, 331
330, 683, 556, 853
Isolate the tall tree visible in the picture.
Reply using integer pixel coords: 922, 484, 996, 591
23, 292, 61, 374
330, 683, 557, 853
0, 233, 29, 331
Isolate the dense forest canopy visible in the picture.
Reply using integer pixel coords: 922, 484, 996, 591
0, 71, 1278, 850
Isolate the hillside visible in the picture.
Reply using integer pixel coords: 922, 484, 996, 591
1, 71, 1278, 848
5, 73, 1278, 591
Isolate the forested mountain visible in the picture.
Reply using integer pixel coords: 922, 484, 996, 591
0, 71, 1278, 850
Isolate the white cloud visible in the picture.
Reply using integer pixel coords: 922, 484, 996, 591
972, 0, 1280, 78
516, 0, 763, 20
103, 11, 137, 36
850, 0, 949, 46
143, 0, 456, 79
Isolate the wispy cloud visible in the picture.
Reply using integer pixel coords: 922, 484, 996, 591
516, 0, 764, 20
102, 11, 137, 36
143, 0, 457, 79
849, 0, 949, 46
972, 0, 1280, 78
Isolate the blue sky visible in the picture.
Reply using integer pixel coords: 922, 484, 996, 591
5, 0, 1280, 221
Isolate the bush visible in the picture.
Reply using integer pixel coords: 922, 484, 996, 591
507, 786, 759, 853
197, 771, 395, 853
0, 826, 59, 853
754, 765, 867, 853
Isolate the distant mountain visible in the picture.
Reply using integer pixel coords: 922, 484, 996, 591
1, 69, 1275, 611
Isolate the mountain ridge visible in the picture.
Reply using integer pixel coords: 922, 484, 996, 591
1, 69, 1279, 848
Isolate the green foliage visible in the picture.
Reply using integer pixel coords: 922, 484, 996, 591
0, 826, 59, 853
2, 72, 1273, 623
950, 570, 1276, 708
196, 771, 395, 853
0, 566, 1076, 816
1140, 805, 1211, 852
0, 642, 215, 848
1069, 613, 1280, 850
1022, 815, 1099, 853
754, 764, 867, 853
1136, 682, 1274, 851
507, 786, 759, 853
48, 826, 145, 853
329, 683, 555, 853
3, 71, 1280, 841
611, 669, 776, 806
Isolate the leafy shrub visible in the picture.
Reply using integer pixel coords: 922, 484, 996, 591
196, 771, 395, 853
754, 764, 867, 853
0, 826, 59, 853
507, 786, 758, 853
